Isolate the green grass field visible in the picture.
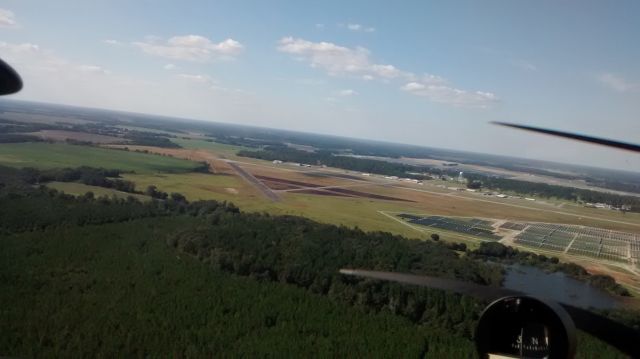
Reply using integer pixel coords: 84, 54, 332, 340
121, 172, 255, 203
171, 138, 248, 156
122, 171, 483, 247
46, 182, 151, 201
0, 143, 201, 173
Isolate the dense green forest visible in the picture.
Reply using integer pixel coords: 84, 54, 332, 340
2, 217, 472, 357
0, 165, 632, 357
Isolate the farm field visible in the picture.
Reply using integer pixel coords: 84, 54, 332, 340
0, 142, 201, 174
46, 182, 151, 201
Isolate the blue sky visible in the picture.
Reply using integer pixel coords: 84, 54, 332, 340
1, 0, 638, 171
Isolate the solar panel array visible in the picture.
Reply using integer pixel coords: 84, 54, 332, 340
399, 213, 639, 266
405, 215, 502, 240
514, 223, 638, 264
500, 222, 527, 231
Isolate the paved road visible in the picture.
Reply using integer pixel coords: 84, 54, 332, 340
227, 161, 280, 202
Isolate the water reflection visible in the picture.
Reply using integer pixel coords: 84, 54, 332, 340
503, 264, 621, 310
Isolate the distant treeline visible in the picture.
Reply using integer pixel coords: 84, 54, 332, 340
0, 118, 57, 133
585, 179, 640, 195
466, 173, 640, 211
210, 135, 283, 148
122, 130, 181, 148
0, 133, 44, 143
0, 117, 181, 148
67, 123, 183, 148
0, 118, 50, 143
238, 146, 431, 180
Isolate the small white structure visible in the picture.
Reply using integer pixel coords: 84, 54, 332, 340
272, 160, 283, 164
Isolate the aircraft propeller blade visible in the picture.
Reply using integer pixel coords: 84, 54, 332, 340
340, 268, 640, 358
492, 122, 640, 153
339, 269, 521, 302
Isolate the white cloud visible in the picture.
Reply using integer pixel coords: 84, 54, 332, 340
175, 73, 242, 94
401, 80, 497, 108
338, 89, 357, 96
0, 42, 40, 54
177, 73, 215, 85
1, 42, 112, 79
347, 23, 375, 33
598, 73, 637, 93
315, 23, 325, 29
0, 40, 255, 123
133, 35, 244, 62
0, 8, 17, 28
0, 41, 65, 73
78, 65, 110, 75
277, 37, 410, 80
278, 37, 496, 108
163, 63, 177, 70
103, 39, 122, 46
